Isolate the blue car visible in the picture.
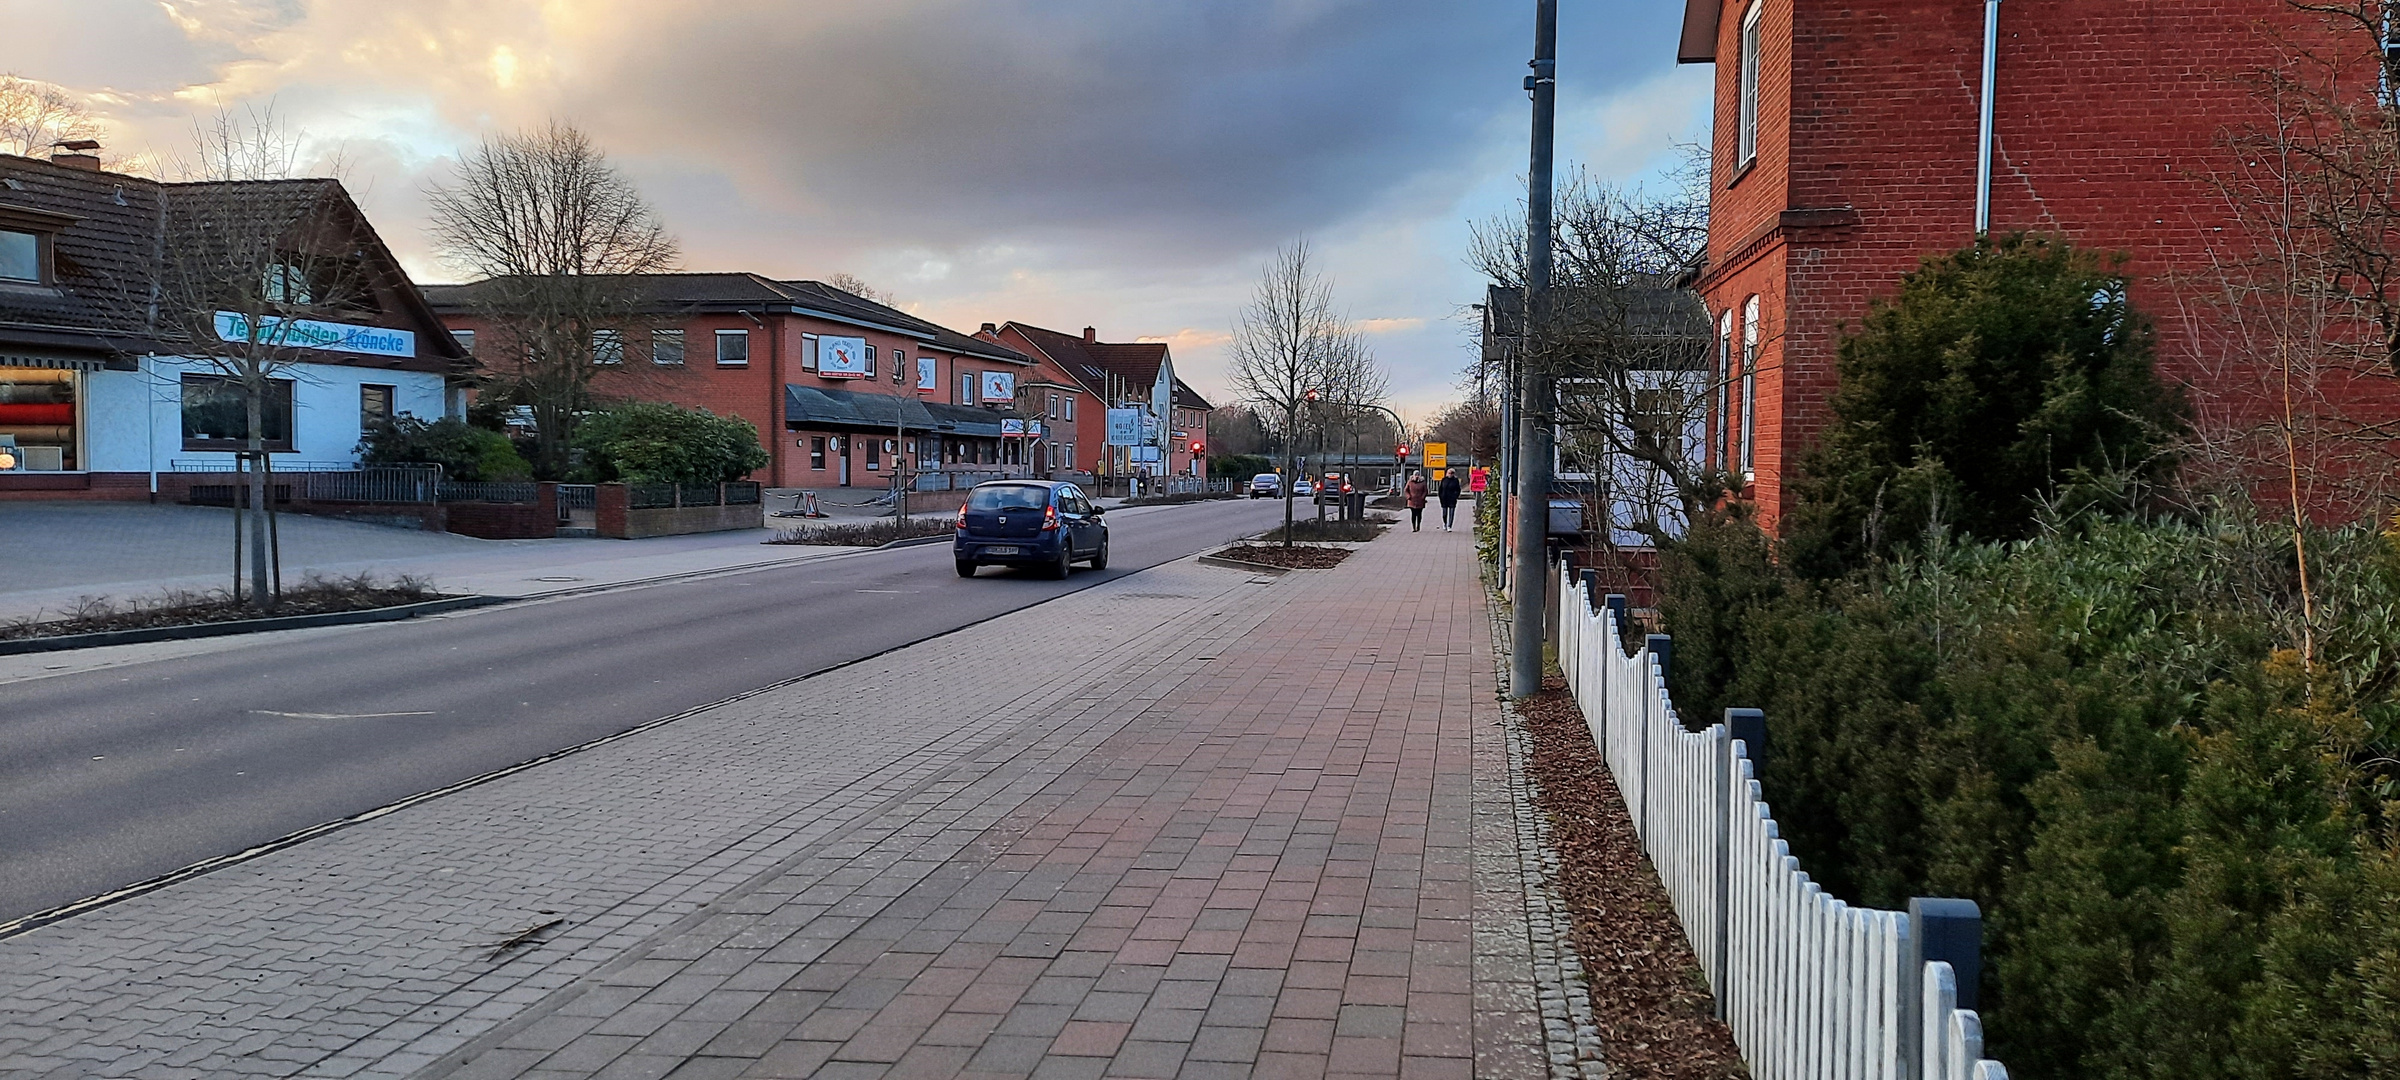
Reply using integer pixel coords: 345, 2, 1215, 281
954, 480, 1108, 578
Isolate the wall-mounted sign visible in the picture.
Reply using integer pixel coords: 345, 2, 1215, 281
916, 356, 938, 393
214, 311, 415, 358
1028, 421, 1044, 438
818, 335, 869, 378
1105, 407, 1142, 446
1001, 418, 1026, 436
980, 371, 1015, 402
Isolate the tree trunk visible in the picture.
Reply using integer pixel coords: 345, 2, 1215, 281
245, 381, 274, 611
1282, 403, 1298, 547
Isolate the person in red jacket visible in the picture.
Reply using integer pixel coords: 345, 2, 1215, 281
1403, 471, 1430, 531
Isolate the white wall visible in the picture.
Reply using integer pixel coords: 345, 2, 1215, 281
83, 356, 446, 473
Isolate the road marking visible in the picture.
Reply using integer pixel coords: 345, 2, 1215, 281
251, 710, 439, 720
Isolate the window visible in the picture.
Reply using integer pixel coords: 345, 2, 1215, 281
1063, 397, 1075, 421
181, 374, 294, 451
652, 328, 685, 365
451, 328, 475, 353
360, 384, 395, 431
1715, 310, 1733, 472
1741, 295, 1761, 478
592, 329, 624, 365
716, 329, 749, 366
0, 366, 77, 469
801, 334, 819, 372
262, 261, 314, 305
0, 230, 39, 283
1737, 0, 1763, 168
865, 438, 881, 471
810, 436, 826, 470
959, 373, 975, 404
864, 343, 877, 378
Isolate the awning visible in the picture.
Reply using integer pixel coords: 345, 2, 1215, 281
785, 385, 1007, 437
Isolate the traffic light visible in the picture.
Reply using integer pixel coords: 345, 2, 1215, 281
1396, 444, 1411, 460
1188, 440, 1204, 454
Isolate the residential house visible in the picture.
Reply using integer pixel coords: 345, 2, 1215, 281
1677, 0, 2400, 529
425, 275, 1040, 489
0, 148, 469, 500
985, 322, 1213, 478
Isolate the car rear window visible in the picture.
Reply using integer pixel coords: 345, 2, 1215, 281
1253, 474, 1278, 483
968, 485, 1051, 511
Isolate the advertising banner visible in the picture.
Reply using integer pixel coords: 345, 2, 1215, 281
1001, 418, 1026, 436
818, 335, 869, 378
916, 356, 938, 393
1105, 408, 1142, 446
980, 371, 1016, 403
214, 311, 414, 358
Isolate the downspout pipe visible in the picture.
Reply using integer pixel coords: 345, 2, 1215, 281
1975, 0, 2000, 236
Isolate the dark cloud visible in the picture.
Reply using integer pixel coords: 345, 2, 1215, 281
564, 1, 1682, 262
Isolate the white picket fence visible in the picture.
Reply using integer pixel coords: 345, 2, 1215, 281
1554, 565, 2011, 1080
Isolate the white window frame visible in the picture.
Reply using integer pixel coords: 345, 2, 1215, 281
1738, 0, 1764, 169
1716, 310, 1733, 472
450, 328, 475, 353
800, 333, 819, 372
1741, 295, 1761, 480
715, 329, 750, 367
651, 328, 685, 366
592, 328, 624, 365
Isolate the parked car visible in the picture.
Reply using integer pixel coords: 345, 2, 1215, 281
1248, 472, 1283, 498
1316, 474, 1354, 503
954, 480, 1108, 579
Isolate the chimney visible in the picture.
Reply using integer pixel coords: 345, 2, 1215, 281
50, 139, 102, 171
1082, 326, 1096, 343
979, 322, 996, 333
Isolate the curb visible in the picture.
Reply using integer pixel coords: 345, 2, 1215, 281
0, 595, 510, 657
1195, 553, 1293, 575
876, 533, 955, 550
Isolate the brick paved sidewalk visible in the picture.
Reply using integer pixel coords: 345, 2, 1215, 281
0, 518, 1556, 1080
425, 523, 1539, 1080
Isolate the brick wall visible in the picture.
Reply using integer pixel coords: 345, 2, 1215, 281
1699, 0, 2398, 527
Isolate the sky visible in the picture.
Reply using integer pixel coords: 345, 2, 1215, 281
0, 0, 1711, 421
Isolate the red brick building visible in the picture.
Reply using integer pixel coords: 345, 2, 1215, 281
427, 275, 1040, 489
985, 322, 1214, 478
1678, 0, 2398, 529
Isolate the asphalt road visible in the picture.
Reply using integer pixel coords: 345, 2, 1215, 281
0, 498, 1294, 924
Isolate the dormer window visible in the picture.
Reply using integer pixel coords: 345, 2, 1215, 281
262, 261, 314, 305
0, 229, 38, 283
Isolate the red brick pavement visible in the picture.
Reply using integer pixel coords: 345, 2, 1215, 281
441, 520, 1544, 1080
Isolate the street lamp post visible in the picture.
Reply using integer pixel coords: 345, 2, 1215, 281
1510, 0, 1559, 698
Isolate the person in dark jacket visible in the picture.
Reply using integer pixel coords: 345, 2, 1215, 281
1403, 471, 1430, 531
1437, 471, 1463, 531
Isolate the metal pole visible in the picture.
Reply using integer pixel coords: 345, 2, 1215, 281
1510, 0, 1559, 697
1975, 0, 2000, 235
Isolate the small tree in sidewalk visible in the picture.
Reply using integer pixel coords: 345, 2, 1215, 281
1228, 241, 1359, 546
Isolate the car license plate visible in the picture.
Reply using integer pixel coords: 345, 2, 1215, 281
985, 546, 1019, 555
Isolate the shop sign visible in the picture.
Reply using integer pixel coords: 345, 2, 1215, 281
1001, 418, 1026, 436
818, 335, 869, 378
980, 370, 1015, 402
916, 356, 938, 393
1105, 408, 1142, 445
214, 311, 414, 358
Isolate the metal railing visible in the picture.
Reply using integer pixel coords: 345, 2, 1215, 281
436, 480, 540, 505
1556, 563, 2010, 1080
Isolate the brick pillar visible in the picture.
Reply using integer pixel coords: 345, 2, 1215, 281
536, 482, 559, 539
597, 482, 629, 539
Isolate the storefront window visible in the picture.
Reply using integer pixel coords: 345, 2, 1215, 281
181, 373, 294, 451
0, 367, 77, 470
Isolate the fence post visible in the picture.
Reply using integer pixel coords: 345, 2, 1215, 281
1726, 708, 1767, 776
1605, 594, 1629, 652
1578, 568, 1600, 612
1640, 634, 1670, 845
1906, 897, 1982, 1079
1716, 707, 1762, 1022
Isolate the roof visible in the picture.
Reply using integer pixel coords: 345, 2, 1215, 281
784, 384, 1008, 436
1679, 0, 1720, 63
0, 153, 467, 370
425, 274, 1035, 366
1002, 321, 1214, 412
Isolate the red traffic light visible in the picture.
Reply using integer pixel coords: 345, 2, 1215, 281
1188, 440, 1204, 453
1396, 445, 1411, 458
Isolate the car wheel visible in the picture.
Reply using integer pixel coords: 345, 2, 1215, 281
1049, 544, 1073, 579
955, 559, 977, 578
1088, 537, 1108, 570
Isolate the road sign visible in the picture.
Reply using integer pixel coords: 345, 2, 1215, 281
1106, 408, 1142, 445
1424, 442, 1448, 470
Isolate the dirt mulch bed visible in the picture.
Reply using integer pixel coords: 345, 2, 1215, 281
1256, 516, 1392, 543
0, 576, 446, 642
1518, 672, 1749, 1079
767, 517, 954, 546
1210, 543, 1352, 570
1120, 490, 1240, 506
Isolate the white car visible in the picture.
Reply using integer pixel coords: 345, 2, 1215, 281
1292, 479, 1316, 497
1248, 473, 1283, 498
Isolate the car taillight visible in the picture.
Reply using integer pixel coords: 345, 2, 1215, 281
957, 502, 969, 529
1041, 504, 1061, 530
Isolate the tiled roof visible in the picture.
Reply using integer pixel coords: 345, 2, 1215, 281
1003, 321, 1212, 412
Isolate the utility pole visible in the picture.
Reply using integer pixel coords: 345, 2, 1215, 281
1510, 0, 1558, 698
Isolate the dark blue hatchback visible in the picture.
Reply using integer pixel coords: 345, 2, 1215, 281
954, 480, 1108, 578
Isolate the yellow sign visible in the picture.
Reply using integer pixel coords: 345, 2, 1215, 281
1424, 442, 1448, 470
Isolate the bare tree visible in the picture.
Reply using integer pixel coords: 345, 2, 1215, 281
1469, 163, 1721, 544
823, 272, 894, 307
0, 74, 97, 158
135, 107, 381, 609
1229, 241, 1354, 545
426, 120, 677, 476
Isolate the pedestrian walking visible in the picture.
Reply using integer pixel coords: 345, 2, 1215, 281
1404, 471, 1430, 531
1437, 471, 1462, 531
